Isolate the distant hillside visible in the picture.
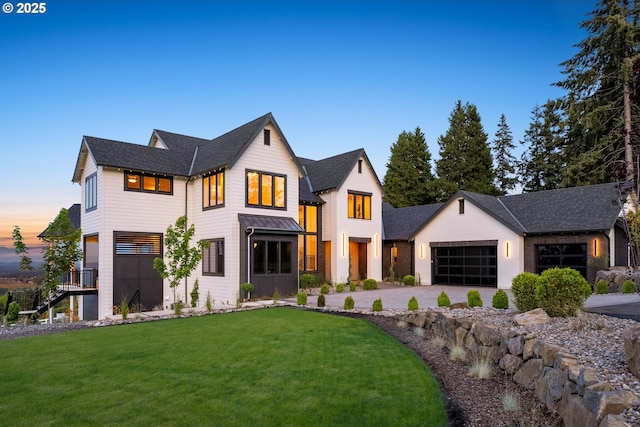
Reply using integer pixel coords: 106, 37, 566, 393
0, 261, 45, 276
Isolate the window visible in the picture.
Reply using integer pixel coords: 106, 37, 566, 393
253, 240, 292, 274
125, 172, 173, 195
203, 239, 225, 276
264, 129, 270, 145
298, 205, 318, 271
85, 173, 97, 212
246, 170, 286, 208
347, 191, 371, 219
115, 233, 162, 255
459, 199, 465, 214
203, 171, 225, 209
358, 159, 363, 173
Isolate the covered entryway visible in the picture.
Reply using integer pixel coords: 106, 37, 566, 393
431, 241, 497, 287
349, 238, 370, 281
239, 214, 304, 298
113, 232, 163, 311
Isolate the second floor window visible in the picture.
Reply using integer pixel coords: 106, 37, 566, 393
347, 191, 371, 220
125, 172, 172, 194
246, 170, 286, 208
203, 170, 225, 209
85, 173, 97, 212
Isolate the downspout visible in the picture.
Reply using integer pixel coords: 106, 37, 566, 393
247, 227, 256, 286
184, 177, 189, 304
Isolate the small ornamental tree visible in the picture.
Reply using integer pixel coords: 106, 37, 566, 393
12, 225, 33, 272
40, 208, 83, 323
153, 216, 209, 308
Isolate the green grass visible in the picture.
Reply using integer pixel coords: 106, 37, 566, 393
0, 308, 447, 426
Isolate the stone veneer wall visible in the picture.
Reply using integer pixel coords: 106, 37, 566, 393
402, 310, 639, 427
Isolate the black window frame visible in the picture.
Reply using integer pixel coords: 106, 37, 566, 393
202, 170, 225, 210
253, 239, 292, 275
264, 129, 270, 146
124, 171, 173, 195
203, 238, 225, 276
347, 191, 372, 220
245, 169, 287, 209
85, 172, 97, 212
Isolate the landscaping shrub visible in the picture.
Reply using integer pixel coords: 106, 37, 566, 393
583, 282, 593, 298
535, 267, 588, 317
0, 292, 7, 314
190, 279, 199, 307
363, 278, 378, 290
300, 274, 315, 289
595, 279, 609, 295
372, 298, 383, 312
336, 283, 344, 293
344, 296, 355, 310
622, 279, 637, 294
511, 272, 539, 312
408, 296, 419, 311
437, 291, 450, 308
491, 290, 509, 309
349, 282, 357, 292
317, 294, 326, 308
6, 301, 19, 322
297, 291, 308, 306
320, 283, 330, 294
467, 290, 483, 308
241, 282, 254, 300
403, 275, 416, 286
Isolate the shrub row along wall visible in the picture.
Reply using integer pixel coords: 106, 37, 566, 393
402, 310, 639, 427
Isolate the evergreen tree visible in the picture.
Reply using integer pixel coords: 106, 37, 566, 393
518, 101, 565, 192
518, 102, 566, 192
555, 0, 640, 198
434, 100, 498, 201
492, 114, 518, 195
383, 127, 436, 207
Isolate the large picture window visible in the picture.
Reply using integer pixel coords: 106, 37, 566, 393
246, 170, 286, 208
298, 204, 318, 271
85, 173, 97, 212
253, 240, 292, 274
347, 191, 371, 220
125, 172, 173, 195
203, 171, 225, 209
203, 238, 225, 276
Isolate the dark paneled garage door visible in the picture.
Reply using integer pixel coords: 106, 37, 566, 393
536, 243, 587, 278
432, 245, 497, 287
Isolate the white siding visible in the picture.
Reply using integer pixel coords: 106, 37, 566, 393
413, 197, 523, 289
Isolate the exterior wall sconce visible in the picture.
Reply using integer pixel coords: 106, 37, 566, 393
505, 241, 510, 259
593, 238, 599, 257
419, 244, 425, 259
341, 232, 346, 258
373, 234, 379, 258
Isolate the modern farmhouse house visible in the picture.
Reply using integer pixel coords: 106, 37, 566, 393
71, 113, 383, 320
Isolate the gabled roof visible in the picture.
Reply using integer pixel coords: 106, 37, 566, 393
299, 148, 382, 193
72, 113, 304, 183
382, 202, 443, 240
383, 182, 625, 241
299, 177, 325, 205
498, 182, 623, 234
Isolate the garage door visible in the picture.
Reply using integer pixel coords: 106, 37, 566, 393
536, 244, 587, 278
432, 245, 497, 287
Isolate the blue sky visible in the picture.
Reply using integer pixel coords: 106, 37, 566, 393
0, 0, 594, 254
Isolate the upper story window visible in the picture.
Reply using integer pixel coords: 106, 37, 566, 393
203, 170, 225, 209
347, 191, 371, 220
358, 159, 363, 173
85, 173, 97, 212
125, 172, 173, 195
264, 129, 270, 146
246, 170, 286, 209
459, 199, 465, 214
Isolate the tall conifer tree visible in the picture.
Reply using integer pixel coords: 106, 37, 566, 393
492, 114, 518, 195
434, 100, 498, 201
383, 127, 436, 207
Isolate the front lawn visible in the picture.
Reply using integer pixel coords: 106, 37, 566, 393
0, 308, 447, 426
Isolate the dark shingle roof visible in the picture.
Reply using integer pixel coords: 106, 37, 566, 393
299, 178, 325, 204
498, 182, 623, 234
38, 204, 81, 238
300, 148, 382, 193
382, 202, 443, 240
76, 113, 303, 180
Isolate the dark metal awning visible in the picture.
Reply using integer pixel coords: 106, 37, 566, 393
238, 214, 304, 234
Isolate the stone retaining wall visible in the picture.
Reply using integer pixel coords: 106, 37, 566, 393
596, 269, 640, 293
402, 310, 639, 427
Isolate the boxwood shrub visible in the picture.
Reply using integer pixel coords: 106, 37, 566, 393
403, 275, 416, 286
467, 290, 483, 308
535, 267, 587, 317
595, 279, 609, 295
511, 272, 539, 313
336, 283, 344, 293
344, 296, 355, 310
320, 283, 330, 294
492, 290, 509, 309
317, 294, 326, 308
437, 291, 450, 308
372, 298, 383, 312
363, 278, 378, 290
622, 279, 637, 294
297, 291, 308, 306
408, 296, 419, 311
